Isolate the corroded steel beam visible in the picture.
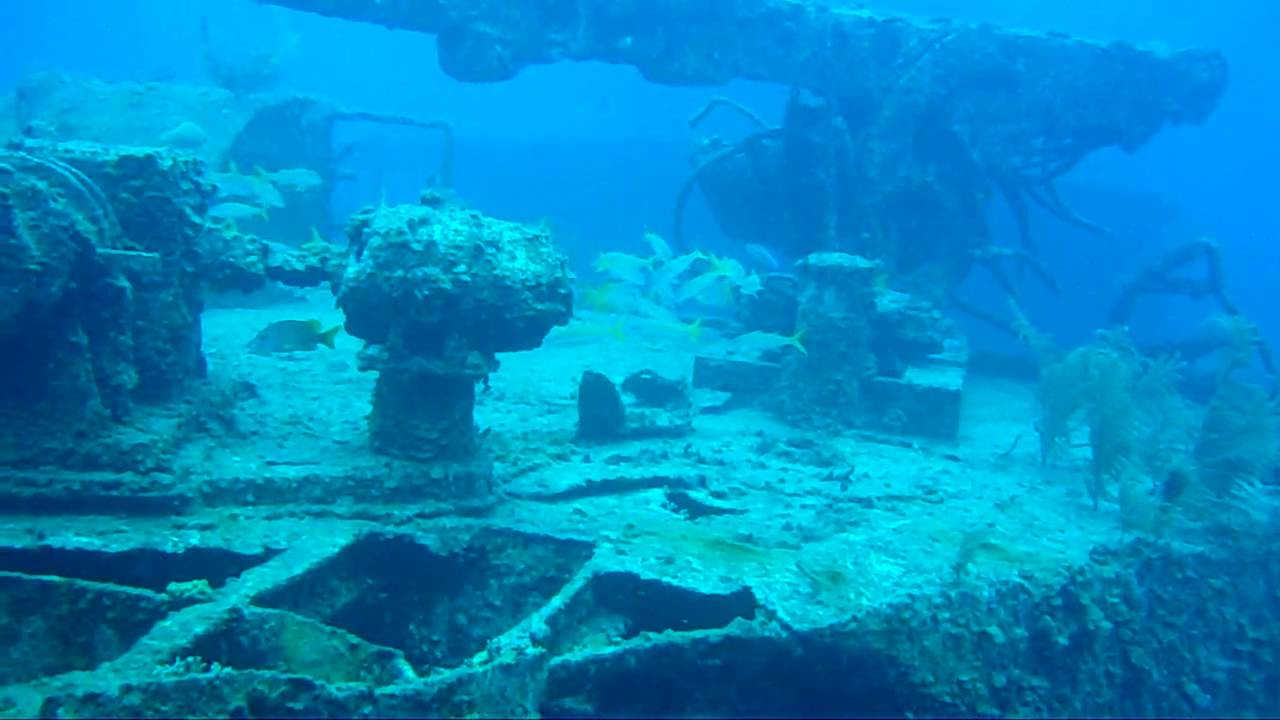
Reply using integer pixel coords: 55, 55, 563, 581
261, 0, 1227, 153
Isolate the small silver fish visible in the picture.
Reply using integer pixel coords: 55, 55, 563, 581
643, 230, 673, 261
736, 271, 764, 298
594, 251, 652, 285
650, 250, 706, 295
209, 172, 257, 199
266, 167, 324, 191
675, 270, 733, 306
210, 202, 269, 221
245, 175, 286, 209
210, 169, 285, 209
724, 329, 807, 357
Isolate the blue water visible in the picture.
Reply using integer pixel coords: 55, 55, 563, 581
4, 0, 1276, 354
5, 0, 1274, 348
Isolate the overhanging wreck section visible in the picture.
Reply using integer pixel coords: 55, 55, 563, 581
261, 0, 1227, 297
260, 0, 1226, 151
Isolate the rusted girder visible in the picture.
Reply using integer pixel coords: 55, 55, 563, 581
261, 0, 1226, 155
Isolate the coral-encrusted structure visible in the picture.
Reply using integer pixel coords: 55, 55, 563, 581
775, 253, 880, 428
336, 196, 573, 467
258, 1, 1225, 120
0, 141, 213, 425
0, 139, 341, 471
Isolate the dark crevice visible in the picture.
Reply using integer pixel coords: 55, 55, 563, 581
253, 530, 592, 673
541, 634, 938, 719
0, 544, 280, 591
591, 572, 758, 639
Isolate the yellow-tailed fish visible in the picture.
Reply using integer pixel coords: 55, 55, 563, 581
580, 282, 642, 313
708, 254, 748, 283
210, 202, 269, 221
651, 250, 707, 295
594, 251, 652, 285
640, 316, 705, 345
266, 167, 324, 191
737, 271, 764, 298
551, 319, 628, 342
246, 171, 286, 209
248, 319, 341, 355
680, 318, 705, 344
676, 270, 735, 306
643, 230, 673, 261
725, 329, 807, 357
211, 167, 284, 209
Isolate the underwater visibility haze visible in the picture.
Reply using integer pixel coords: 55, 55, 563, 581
0, 0, 1277, 717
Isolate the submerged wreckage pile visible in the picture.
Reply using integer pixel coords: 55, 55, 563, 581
0, 1, 1233, 471
0, 0, 1239, 468
2, 0, 1248, 480
0, 139, 571, 497
5, 4, 1279, 720
263, 0, 1234, 440
0, 72, 539, 489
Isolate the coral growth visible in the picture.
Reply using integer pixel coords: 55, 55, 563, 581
1027, 320, 1276, 525
1033, 330, 1194, 508
1195, 377, 1278, 498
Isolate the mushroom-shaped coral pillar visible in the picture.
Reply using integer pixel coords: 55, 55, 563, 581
336, 197, 573, 463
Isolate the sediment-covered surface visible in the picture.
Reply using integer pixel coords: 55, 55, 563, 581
0, 293, 1274, 718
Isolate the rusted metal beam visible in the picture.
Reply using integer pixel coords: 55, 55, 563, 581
261, 0, 1227, 158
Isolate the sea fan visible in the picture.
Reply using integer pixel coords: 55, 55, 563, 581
1032, 329, 1197, 511
1194, 377, 1279, 497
